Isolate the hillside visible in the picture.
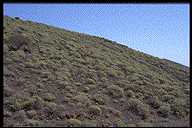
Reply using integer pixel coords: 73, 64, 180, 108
3, 16, 190, 127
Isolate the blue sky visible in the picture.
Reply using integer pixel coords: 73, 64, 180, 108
3, 4, 189, 66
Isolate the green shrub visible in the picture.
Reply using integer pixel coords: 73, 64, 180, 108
86, 84, 96, 89
4, 86, 14, 97
184, 88, 190, 95
107, 68, 124, 78
144, 95, 161, 109
44, 102, 58, 113
92, 94, 105, 105
73, 93, 91, 106
127, 98, 150, 119
7, 34, 32, 53
31, 95, 45, 110
170, 99, 187, 118
13, 110, 27, 122
136, 122, 153, 127
157, 104, 171, 117
94, 63, 107, 71
14, 98, 36, 110
43, 93, 56, 102
107, 85, 124, 98
4, 110, 12, 117
127, 123, 137, 127
156, 88, 167, 96
26, 110, 38, 119
88, 105, 102, 116
161, 94, 175, 104
81, 120, 97, 127
66, 118, 81, 127
25, 119, 41, 127
135, 92, 144, 99
125, 90, 135, 98
104, 106, 122, 118
86, 78, 96, 84
115, 120, 128, 127
127, 74, 139, 82
81, 86, 90, 93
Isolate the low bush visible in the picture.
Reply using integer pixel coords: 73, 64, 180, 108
144, 95, 161, 109
92, 94, 105, 105
81, 120, 97, 127
42, 93, 56, 102
127, 98, 150, 119
161, 94, 175, 104
125, 90, 135, 98
73, 93, 91, 106
157, 104, 171, 117
85, 78, 96, 84
26, 110, 38, 119
88, 105, 102, 116
66, 118, 81, 127
136, 122, 153, 127
107, 85, 124, 98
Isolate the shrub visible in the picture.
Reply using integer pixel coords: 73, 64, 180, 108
85, 78, 96, 84
64, 85, 73, 92
107, 85, 124, 98
81, 86, 90, 93
14, 98, 36, 110
94, 63, 107, 71
81, 120, 97, 127
161, 94, 175, 104
107, 68, 124, 78
184, 88, 190, 95
135, 92, 144, 99
157, 104, 171, 117
86, 84, 96, 89
92, 94, 105, 105
127, 123, 137, 127
144, 95, 161, 109
156, 88, 167, 96
7, 34, 32, 53
103, 106, 122, 118
127, 74, 139, 82
127, 98, 150, 119
125, 90, 135, 98
26, 110, 38, 119
4, 110, 12, 117
13, 110, 27, 122
25, 119, 41, 127
88, 105, 102, 116
4, 86, 14, 97
31, 96, 45, 110
3, 44, 9, 53
115, 120, 128, 127
44, 102, 58, 113
42, 93, 56, 102
136, 122, 153, 127
170, 100, 187, 118
66, 118, 81, 127
73, 93, 91, 106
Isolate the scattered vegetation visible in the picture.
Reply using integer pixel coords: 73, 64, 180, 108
3, 16, 189, 127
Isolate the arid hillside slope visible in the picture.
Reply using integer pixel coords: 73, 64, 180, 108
3, 16, 190, 127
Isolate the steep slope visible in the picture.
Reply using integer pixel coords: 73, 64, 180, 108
3, 16, 190, 127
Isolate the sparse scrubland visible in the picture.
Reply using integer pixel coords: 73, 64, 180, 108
3, 16, 190, 127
